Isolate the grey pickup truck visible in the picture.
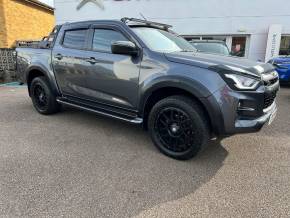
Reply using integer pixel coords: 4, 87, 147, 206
16, 18, 279, 160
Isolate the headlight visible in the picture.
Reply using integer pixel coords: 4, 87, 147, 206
224, 74, 260, 90
209, 65, 262, 91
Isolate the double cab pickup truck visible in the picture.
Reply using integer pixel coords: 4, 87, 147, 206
16, 18, 279, 160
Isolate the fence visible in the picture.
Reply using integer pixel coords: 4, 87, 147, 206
0, 48, 16, 71
0, 49, 17, 82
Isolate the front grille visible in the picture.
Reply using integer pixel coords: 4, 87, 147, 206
262, 70, 279, 86
264, 91, 277, 109
264, 77, 278, 86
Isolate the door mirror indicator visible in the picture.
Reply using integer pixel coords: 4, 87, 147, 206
111, 41, 138, 56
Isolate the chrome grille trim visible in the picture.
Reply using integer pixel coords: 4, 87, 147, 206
261, 70, 279, 86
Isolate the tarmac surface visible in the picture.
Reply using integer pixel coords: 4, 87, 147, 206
0, 85, 289, 217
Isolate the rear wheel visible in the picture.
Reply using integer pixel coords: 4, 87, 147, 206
148, 95, 210, 160
30, 76, 61, 115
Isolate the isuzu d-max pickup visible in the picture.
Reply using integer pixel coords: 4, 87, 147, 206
16, 18, 279, 160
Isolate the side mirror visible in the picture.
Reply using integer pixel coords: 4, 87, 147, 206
111, 41, 138, 56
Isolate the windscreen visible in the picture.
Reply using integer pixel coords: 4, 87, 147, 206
132, 27, 196, 53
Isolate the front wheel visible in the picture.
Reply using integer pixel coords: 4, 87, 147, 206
148, 95, 210, 160
30, 76, 61, 115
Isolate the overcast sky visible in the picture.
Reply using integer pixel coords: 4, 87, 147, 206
39, 0, 54, 7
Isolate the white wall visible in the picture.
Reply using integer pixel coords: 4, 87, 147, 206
54, 0, 290, 61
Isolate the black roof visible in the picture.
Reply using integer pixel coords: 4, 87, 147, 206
62, 18, 172, 30
63, 19, 121, 26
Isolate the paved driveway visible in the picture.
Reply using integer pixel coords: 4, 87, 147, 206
0, 86, 289, 217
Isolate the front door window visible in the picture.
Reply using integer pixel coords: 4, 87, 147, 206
92, 29, 128, 52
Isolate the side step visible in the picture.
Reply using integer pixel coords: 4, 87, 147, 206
56, 99, 143, 124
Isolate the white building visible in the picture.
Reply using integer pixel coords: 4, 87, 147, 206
54, 0, 290, 62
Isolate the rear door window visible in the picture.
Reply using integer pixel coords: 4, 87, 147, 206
63, 29, 88, 49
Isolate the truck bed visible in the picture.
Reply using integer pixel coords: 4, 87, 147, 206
16, 47, 52, 84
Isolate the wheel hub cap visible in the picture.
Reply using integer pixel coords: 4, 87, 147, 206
170, 123, 180, 134
39, 93, 44, 102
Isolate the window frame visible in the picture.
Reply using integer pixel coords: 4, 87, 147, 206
61, 28, 90, 51
88, 25, 135, 54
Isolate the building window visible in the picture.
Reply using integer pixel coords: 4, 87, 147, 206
63, 29, 88, 49
279, 35, 290, 55
92, 29, 128, 53
185, 37, 201, 41
183, 35, 250, 57
184, 35, 227, 42
231, 36, 247, 57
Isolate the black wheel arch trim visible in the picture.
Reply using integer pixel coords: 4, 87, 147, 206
139, 76, 210, 112
25, 65, 61, 97
199, 95, 225, 136
139, 76, 225, 135
139, 76, 224, 135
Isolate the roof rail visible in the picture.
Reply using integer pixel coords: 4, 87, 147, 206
121, 17, 172, 30
16, 40, 41, 48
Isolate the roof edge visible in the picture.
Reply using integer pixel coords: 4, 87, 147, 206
21, 0, 54, 12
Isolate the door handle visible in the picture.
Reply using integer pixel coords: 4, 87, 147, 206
86, 57, 98, 64
55, 54, 63, 60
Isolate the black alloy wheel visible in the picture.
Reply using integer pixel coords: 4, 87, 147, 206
155, 107, 196, 153
148, 95, 210, 160
30, 76, 61, 115
33, 84, 48, 110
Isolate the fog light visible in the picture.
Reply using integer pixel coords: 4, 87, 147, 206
237, 100, 258, 117
238, 102, 255, 111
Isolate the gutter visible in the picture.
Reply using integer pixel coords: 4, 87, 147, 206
20, 0, 54, 12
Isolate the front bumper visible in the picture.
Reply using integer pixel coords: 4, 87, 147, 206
206, 79, 279, 136
234, 101, 277, 133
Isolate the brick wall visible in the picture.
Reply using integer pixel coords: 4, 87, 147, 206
0, 0, 8, 47
0, 0, 54, 48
